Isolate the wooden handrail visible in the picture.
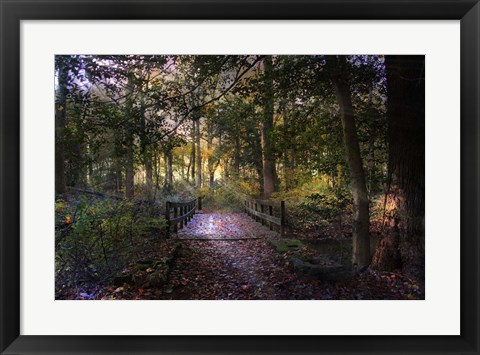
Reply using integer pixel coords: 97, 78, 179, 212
244, 199, 285, 237
165, 197, 201, 237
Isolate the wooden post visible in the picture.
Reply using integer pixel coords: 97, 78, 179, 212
260, 204, 265, 225
173, 206, 178, 233
280, 200, 286, 237
165, 201, 171, 238
198, 197, 202, 211
185, 205, 188, 226
180, 206, 184, 229
269, 205, 273, 231
254, 202, 258, 222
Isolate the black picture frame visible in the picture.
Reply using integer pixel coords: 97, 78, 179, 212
1, 1, 479, 354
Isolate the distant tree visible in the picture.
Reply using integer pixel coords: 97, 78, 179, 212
55, 57, 69, 194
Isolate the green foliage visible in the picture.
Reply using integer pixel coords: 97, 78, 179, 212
271, 177, 353, 231
55, 195, 165, 294
301, 187, 352, 222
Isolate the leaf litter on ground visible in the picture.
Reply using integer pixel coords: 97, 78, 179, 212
65, 212, 424, 300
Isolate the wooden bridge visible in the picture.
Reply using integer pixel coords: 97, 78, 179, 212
165, 198, 201, 237
165, 196, 286, 239
67, 188, 286, 239
243, 198, 286, 237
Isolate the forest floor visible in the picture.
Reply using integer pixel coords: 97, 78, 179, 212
93, 211, 425, 300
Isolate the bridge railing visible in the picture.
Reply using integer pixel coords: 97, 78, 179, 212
165, 197, 202, 237
244, 198, 285, 237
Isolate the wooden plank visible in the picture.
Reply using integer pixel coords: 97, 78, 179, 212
245, 197, 278, 208
244, 206, 281, 225
180, 206, 184, 229
169, 207, 196, 224
280, 200, 286, 237
269, 205, 273, 231
165, 201, 171, 238
260, 204, 265, 225
173, 206, 178, 233
169, 199, 196, 208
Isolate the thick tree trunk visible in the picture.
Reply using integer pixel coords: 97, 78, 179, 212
371, 55, 425, 281
261, 55, 277, 198
253, 131, 265, 193
55, 64, 68, 194
329, 55, 371, 270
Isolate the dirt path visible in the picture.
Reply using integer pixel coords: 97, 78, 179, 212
96, 212, 425, 300
167, 212, 299, 299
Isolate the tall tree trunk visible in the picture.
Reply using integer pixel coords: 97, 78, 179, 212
55, 63, 68, 194
328, 55, 371, 270
191, 123, 196, 183
181, 152, 185, 179
195, 116, 202, 187
186, 154, 191, 183
68, 103, 87, 187
140, 106, 153, 200
87, 144, 93, 185
153, 151, 160, 200
115, 159, 122, 194
282, 102, 293, 190
209, 172, 215, 187
167, 149, 173, 188
253, 131, 264, 193
124, 73, 135, 200
145, 149, 153, 200
371, 55, 425, 281
207, 120, 215, 187
125, 129, 135, 200
261, 55, 277, 198
234, 133, 241, 178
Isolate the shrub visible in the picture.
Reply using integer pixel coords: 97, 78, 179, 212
55, 195, 165, 296
301, 187, 352, 222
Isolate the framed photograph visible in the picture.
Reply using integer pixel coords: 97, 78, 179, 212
1, 0, 478, 354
